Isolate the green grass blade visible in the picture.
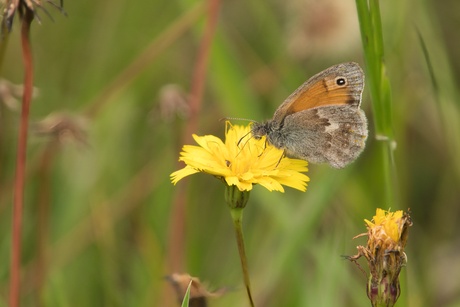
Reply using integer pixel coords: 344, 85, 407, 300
180, 279, 193, 307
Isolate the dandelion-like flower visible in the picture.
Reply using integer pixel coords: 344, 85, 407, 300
347, 208, 412, 307
171, 122, 310, 306
171, 122, 309, 192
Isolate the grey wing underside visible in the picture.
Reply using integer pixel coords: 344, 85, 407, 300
277, 105, 368, 168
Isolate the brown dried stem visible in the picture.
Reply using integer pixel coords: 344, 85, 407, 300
9, 7, 34, 307
167, 0, 221, 271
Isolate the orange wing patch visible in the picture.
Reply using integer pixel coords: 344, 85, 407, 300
285, 77, 354, 116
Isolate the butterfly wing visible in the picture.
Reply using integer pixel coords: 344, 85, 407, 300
272, 105, 368, 168
260, 62, 367, 168
272, 62, 364, 124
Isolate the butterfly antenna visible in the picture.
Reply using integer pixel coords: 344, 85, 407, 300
237, 130, 253, 147
219, 117, 257, 123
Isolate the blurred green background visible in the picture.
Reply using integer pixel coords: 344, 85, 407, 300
1, 0, 459, 306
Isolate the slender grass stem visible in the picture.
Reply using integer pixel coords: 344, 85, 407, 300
355, 0, 397, 207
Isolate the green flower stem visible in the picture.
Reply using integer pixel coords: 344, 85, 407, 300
231, 208, 254, 307
225, 186, 254, 307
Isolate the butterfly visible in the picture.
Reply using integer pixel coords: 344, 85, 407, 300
251, 62, 368, 168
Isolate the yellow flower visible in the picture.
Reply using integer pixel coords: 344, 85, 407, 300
171, 122, 309, 192
348, 208, 412, 307
364, 208, 405, 245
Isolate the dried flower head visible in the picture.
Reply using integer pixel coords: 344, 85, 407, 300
0, 78, 39, 111
1, 0, 65, 31
32, 111, 88, 145
165, 273, 228, 306
285, 0, 360, 59
347, 208, 412, 307
154, 84, 190, 122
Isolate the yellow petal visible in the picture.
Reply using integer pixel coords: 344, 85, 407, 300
171, 166, 200, 184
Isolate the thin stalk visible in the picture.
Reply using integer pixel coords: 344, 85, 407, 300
167, 0, 220, 273
10, 8, 34, 307
185, 0, 220, 137
230, 208, 255, 307
35, 142, 57, 306
0, 25, 11, 70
